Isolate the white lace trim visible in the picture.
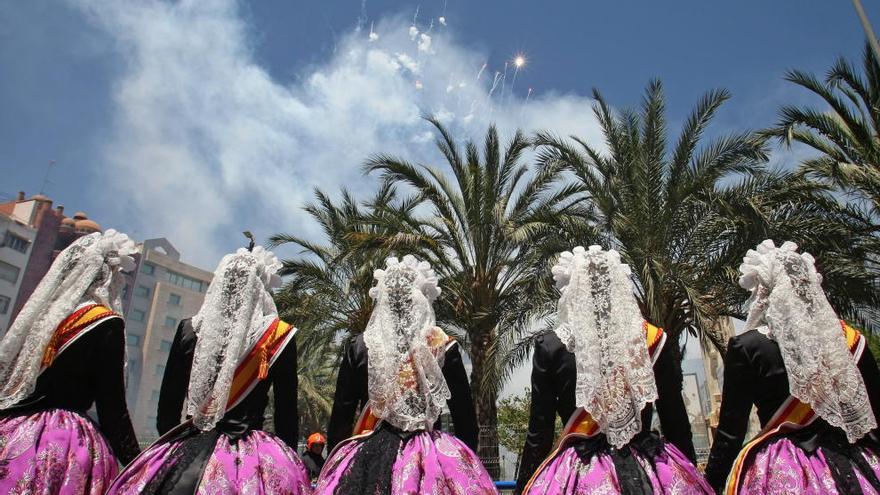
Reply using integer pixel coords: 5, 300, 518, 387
740, 240, 876, 442
552, 245, 658, 448
0, 230, 136, 409
187, 246, 282, 431
363, 255, 450, 432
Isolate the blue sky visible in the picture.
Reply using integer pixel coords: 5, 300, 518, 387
1, 0, 877, 268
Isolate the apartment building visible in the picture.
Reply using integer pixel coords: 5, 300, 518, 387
123, 238, 213, 442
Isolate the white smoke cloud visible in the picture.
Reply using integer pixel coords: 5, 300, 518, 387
70, 0, 602, 267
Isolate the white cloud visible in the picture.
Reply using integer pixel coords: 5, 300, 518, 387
69, 0, 602, 268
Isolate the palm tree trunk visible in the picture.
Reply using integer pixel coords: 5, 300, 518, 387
665, 328, 686, 400
469, 329, 501, 478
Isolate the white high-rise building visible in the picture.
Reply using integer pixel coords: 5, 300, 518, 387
122, 238, 213, 443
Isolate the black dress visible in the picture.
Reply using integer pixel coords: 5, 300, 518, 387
326, 332, 479, 453
142, 319, 299, 493
0, 317, 141, 464
515, 331, 697, 493
704, 329, 880, 493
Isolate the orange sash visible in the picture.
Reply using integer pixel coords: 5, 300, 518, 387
724, 322, 865, 494
225, 319, 297, 410
523, 322, 667, 492
41, 304, 120, 369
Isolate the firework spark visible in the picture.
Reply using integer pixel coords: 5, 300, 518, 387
475, 62, 487, 81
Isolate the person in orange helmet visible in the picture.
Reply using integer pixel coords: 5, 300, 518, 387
303, 432, 327, 480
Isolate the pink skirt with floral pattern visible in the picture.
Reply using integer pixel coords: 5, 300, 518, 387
0, 408, 119, 495
314, 430, 497, 494
108, 429, 311, 494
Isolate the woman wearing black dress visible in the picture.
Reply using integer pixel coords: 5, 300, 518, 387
0, 230, 141, 494
705, 240, 880, 494
315, 255, 495, 494
107, 246, 310, 494
516, 245, 711, 494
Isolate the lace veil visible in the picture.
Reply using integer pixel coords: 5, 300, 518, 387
551, 245, 658, 448
187, 246, 282, 431
363, 255, 450, 432
0, 229, 137, 409
740, 240, 876, 442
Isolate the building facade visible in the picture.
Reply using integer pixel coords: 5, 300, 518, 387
0, 191, 215, 442
0, 207, 37, 332
123, 238, 213, 442
0, 192, 101, 334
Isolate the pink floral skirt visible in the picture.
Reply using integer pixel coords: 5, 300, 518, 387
525, 438, 712, 494
108, 428, 311, 494
314, 430, 496, 494
738, 436, 880, 494
0, 408, 119, 495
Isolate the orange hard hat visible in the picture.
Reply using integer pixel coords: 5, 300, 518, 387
307, 432, 326, 448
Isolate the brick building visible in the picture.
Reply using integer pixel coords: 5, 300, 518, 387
0, 192, 102, 334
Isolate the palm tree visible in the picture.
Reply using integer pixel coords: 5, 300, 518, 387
709, 171, 880, 329
535, 80, 772, 357
270, 283, 340, 439
271, 184, 409, 338
537, 78, 880, 352
358, 118, 580, 475
763, 43, 880, 216
761, 42, 880, 328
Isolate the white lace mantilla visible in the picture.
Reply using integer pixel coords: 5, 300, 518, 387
0, 230, 136, 409
740, 240, 876, 442
551, 246, 657, 448
187, 246, 282, 431
363, 255, 451, 432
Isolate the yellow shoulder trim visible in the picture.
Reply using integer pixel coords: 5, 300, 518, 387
842, 322, 862, 350
273, 320, 294, 343
74, 305, 116, 326
645, 322, 664, 348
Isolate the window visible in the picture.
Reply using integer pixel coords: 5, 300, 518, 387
0, 261, 19, 284
154, 364, 165, 377
168, 293, 181, 306
160, 339, 173, 352
0, 295, 9, 315
135, 285, 152, 298
164, 316, 177, 328
126, 334, 141, 346
130, 309, 145, 322
166, 271, 206, 293
2, 232, 29, 253
141, 262, 155, 275
150, 390, 160, 402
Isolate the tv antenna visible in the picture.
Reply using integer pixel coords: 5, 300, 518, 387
40, 160, 57, 195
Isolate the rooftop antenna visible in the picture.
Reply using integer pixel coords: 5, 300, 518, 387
243, 231, 255, 252
40, 160, 57, 195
